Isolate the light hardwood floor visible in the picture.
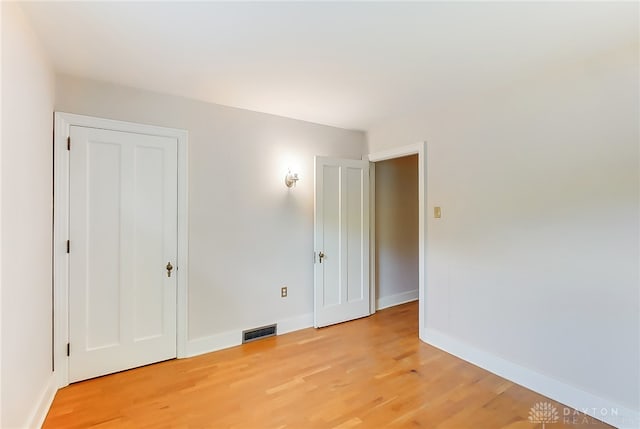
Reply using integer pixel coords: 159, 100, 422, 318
44, 302, 611, 428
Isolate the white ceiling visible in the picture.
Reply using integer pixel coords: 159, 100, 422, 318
20, 1, 638, 131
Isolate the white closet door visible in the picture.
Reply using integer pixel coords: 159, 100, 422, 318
68, 126, 177, 382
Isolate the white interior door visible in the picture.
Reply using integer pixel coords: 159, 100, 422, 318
314, 157, 370, 327
68, 126, 178, 382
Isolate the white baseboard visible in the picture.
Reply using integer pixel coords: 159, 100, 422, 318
185, 312, 314, 358
377, 289, 418, 310
277, 312, 314, 335
185, 329, 241, 358
422, 328, 640, 429
25, 372, 57, 429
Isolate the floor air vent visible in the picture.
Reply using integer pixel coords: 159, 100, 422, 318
242, 324, 277, 343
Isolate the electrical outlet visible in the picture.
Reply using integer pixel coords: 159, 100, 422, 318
281, 286, 288, 298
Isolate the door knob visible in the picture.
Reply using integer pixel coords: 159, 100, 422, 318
319, 252, 325, 263
166, 262, 173, 277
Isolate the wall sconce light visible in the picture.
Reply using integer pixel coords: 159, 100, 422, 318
285, 170, 300, 188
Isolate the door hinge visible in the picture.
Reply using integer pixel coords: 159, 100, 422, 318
66, 343, 70, 357
67, 136, 70, 151
66, 240, 70, 253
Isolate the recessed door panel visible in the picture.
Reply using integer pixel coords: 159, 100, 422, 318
322, 164, 341, 308
346, 167, 365, 303
86, 141, 122, 350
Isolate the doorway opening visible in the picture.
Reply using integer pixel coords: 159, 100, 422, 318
374, 155, 419, 317
368, 142, 426, 339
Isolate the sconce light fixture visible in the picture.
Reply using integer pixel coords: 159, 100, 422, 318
285, 169, 300, 188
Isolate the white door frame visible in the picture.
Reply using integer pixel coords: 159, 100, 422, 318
368, 142, 427, 340
53, 112, 189, 388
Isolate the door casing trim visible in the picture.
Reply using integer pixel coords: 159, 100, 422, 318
368, 142, 426, 340
53, 112, 189, 388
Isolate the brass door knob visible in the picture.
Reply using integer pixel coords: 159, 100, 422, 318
166, 262, 173, 277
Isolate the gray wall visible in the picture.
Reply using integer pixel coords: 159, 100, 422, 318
55, 74, 366, 345
367, 43, 639, 415
1, 3, 56, 428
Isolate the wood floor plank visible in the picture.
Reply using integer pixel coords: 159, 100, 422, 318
43, 302, 612, 429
